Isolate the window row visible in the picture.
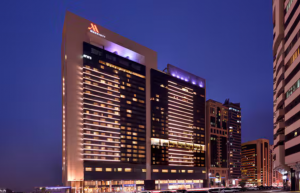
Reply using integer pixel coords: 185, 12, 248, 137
120, 136, 145, 141
85, 111, 118, 119
210, 129, 227, 135
84, 121, 120, 129
152, 169, 195, 173
84, 151, 120, 156
84, 156, 119, 160
85, 167, 145, 172
84, 146, 119, 151
286, 78, 300, 99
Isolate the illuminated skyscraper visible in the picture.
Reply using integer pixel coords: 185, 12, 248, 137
62, 12, 207, 192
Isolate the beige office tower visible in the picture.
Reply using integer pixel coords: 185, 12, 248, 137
241, 139, 272, 186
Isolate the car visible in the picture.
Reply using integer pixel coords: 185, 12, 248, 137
209, 188, 223, 193
186, 191, 209, 193
223, 188, 235, 192
246, 187, 258, 191
230, 188, 240, 192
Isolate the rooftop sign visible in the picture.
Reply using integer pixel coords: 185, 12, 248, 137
88, 23, 105, 38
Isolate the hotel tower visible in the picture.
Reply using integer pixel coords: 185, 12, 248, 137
273, 0, 300, 190
62, 12, 207, 192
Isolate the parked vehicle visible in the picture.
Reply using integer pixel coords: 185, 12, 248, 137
186, 191, 209, 193
246, 187, 258, 191
209, 188, 224, 193
230, 188, 240, 192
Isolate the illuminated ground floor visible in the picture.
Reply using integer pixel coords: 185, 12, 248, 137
70, 179, 204, 193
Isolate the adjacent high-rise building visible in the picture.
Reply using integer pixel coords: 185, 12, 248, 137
241, 139, 272, 186
206, 100, 229, 187
62, 12, 207, 192
223, 100, 241, 185
273, 0, 300, 191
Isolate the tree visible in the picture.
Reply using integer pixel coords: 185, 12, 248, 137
239, 180, 246, 188
211, 180, 214, 187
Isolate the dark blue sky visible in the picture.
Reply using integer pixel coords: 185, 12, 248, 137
0, 0, 273, 192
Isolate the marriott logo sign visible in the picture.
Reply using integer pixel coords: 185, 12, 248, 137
88, 23, 106, 38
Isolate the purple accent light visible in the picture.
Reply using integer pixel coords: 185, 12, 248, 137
177, 76, 180, 78
172, 74, 175, 77
192, 82, 196, 85
185, 79, 188, 81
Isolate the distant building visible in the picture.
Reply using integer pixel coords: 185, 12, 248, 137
241, 139, 272, 186
206, 99, 229, 187
223, 99, 241, 185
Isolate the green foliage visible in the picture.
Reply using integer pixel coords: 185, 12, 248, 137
239, 180, 246, 188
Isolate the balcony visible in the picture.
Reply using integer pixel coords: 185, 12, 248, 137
274, 133, 284, 145
275, 92, 285, 110
274, 121, 285, 135
276, 54, 284, 72
274, 108, 285, 123
273, 143, 287, 171
277, 78, 285, 90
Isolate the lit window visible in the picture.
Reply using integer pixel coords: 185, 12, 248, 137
162, 169, 168, 173
85, 167, 92, 171
127, 101, 131, 104
95, 168, 102, 172
106, 168, 112, 172
125, 168, 132, 172
126, 74, 131, 78
156, 94, 159, 97
171, 170, 176, 173
142, 169, 146, 172
181, 170, 186, 173
120, 95, 125, 98
188, 170, 193, 173
127, 114, 132, 117
133, 98, 137, 101
295, 132, 298, 136
139, 100, 144, 103
126, 109, 132, 113
153, 169, 159, 172
139, 87, 144, 91
202, 170, 206, 173
133, 141, 138, 144
127, 83, 131, 87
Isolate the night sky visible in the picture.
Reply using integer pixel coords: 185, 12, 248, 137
0, 0, 273, 192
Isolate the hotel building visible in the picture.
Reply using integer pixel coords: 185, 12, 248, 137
206, 100, 229, 187
223, 100, 241, 185
62, 12, 207, 192
241, 139, 272, 186
273, 0, 300, 190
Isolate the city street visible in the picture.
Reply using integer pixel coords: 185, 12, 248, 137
244, 191, 300, 193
